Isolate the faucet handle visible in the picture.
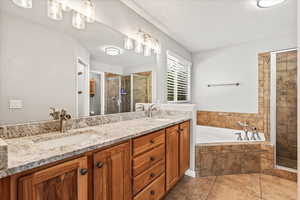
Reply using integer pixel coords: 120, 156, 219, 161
235, 132, 243, 141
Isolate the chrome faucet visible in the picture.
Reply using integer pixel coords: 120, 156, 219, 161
49, 107, 60, 120
59, 109, 71, 133
251, 127, 261, 140
237, 121, 250, 141
147, 104, 158, 118
235, 132, 243, 141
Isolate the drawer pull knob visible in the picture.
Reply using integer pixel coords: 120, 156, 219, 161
96, 162, 104, 168
150, 173, 155, 178
150, 139, 155, 144
80, 168, 88, 175
180, 128, 184, 132
150, 156, 155, 161
150, 190, 155, 195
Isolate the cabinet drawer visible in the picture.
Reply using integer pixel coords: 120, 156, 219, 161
134, 173, 165, 200
133, 145, 165, 176
133, 160, 165, 195
133, 129, 165, 156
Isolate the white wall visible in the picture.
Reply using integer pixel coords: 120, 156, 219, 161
192, 33, 297, 113
91, 61, 124, 75
0, 14, 90, 125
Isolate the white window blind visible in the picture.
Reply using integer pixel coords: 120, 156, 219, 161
167, 52, 191, 103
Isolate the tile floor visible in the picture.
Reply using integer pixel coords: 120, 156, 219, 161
163, 174, 297, 200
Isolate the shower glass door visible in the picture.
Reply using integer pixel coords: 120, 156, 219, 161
272, 49, 297, 170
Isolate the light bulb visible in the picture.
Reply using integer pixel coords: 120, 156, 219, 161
153, 40, 161, 54
144, 46, 152, 57
82, 0, 95, 23
72, 11, 86, 29
57, 0, 71, 11
48, 0, 63, 20
135, 41, 144, 54
12, 0, 32, 8
257, 0, 286, 8
136, 30, 144, 44
124, 37, 134, 50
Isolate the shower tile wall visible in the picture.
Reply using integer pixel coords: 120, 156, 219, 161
276, 50, 297, 169
121, 76, 131, 112
132, 72, 152, 111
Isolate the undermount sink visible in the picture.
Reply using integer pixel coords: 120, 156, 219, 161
34, 129, 97, 149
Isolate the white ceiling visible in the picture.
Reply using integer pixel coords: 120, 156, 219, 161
1, 0, 156, 69
124, 0, 297, 52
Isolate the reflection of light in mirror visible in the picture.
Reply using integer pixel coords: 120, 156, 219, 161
144, 46, 152, 57
104, 47, 122, 56
57, 0, 71, 12
124, 37, 134, 50
135, 41, 144, 54
257, 0, 286, 8
12, 0, 32, 8
48, 0, 63, 20
72, 11, 86, 29
81, 0, 95, 23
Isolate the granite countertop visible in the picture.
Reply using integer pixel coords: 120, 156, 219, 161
0, 116, 190, 179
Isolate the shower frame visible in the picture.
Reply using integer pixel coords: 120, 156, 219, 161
270, 48, 298, 172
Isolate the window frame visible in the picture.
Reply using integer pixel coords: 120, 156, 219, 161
166, 51, 192, 103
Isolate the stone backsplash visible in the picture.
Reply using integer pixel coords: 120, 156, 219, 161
0, 111, 147, 139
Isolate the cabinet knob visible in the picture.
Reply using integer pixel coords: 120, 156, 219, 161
150, 190, 155, 195
180, 128, 184, 132
96, 162, 104, 168
150, 139, 155, 144
150, 156, 155, 162
150, 173, 156, 178
80, 168, 88, 175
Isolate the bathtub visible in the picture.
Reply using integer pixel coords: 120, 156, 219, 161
196, 125, 265, 144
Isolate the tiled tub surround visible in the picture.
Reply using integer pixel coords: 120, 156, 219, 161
196, 142, 297, 182
196, 142, 274, 177
0, 111, 191, 178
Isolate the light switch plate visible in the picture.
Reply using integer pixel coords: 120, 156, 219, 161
9, 100, 23, 109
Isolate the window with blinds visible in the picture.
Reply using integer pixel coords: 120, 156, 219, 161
167, 52, 191, 103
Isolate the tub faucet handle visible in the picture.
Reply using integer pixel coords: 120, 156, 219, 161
235, 132, 243, 141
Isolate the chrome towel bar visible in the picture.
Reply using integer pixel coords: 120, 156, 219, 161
207, 82, 240, 87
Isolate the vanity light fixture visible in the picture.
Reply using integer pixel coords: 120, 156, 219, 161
257, 0, 286, 8
57, 0, 71, 12
12, 0, 32, 8
104, 46, 122, 56
124, 29, 161, 56
72, 11, 86, 29
48, 0, 63, 20
135, 41, 144, 54
124, 37, 134, 50
81, 0, 95, 23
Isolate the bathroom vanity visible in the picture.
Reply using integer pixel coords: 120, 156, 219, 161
0, 116, 190, 200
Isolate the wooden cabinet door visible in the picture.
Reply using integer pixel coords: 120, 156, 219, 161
179, 121, 190, 176
94, 142, 131, 200
18, 157, 88, 200
165, 125, 179, 191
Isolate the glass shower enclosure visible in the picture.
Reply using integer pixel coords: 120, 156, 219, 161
271, 49, 297, 170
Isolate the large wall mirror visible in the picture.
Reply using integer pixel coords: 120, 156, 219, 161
0, 0, 157, 125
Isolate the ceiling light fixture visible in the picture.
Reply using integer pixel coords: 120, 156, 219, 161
12, 0, 32, 8
104, 47, 122, 56
257, 0, 286, 8
48, 0, 63, 20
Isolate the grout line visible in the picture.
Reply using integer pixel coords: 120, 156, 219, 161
259, 173, 263, 200
205, 176, 218, 200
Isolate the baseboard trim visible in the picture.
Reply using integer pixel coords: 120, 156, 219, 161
185, 169, 196, 178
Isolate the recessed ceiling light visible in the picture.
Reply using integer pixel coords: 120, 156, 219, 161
257, 0, 286, 8
103, 46, 123, 56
